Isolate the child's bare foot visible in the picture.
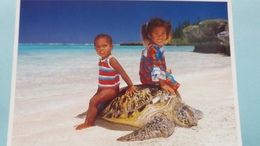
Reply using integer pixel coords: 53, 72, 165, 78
75, 123, 94, 130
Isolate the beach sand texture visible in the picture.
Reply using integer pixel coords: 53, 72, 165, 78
12, 48, 240, 146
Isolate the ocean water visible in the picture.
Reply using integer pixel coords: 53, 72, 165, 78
15, 44, 194, 100
14, 44, 233, 116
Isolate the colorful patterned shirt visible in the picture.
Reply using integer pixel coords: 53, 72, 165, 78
139, 43, 166, 84
139, 43, 180, 91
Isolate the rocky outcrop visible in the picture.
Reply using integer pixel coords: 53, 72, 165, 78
183, 19, 230, 56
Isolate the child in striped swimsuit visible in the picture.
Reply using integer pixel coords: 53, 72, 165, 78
76, 34, 137, 130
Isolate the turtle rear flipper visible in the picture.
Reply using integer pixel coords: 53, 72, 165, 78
117, 115, 175, 141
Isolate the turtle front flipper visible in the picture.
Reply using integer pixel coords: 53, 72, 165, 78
117, 115, 175, 141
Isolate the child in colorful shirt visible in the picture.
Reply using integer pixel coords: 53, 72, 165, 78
76, 34, 137, 130
139, 17, 180, 96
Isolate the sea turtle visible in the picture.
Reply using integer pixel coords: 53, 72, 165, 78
76, 84, 203, 141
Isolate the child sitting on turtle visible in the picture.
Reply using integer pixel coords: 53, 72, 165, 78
139, 17, 181, 97
75, 34, 137, 130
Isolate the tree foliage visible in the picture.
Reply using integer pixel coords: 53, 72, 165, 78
170, 17, 202, 45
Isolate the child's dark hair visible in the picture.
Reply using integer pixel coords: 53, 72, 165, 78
94, 34, 113, 46
141, 17, 173, 46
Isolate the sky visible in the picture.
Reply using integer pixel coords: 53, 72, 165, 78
18, 0, 228, 44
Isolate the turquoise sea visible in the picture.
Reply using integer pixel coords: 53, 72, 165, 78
14, 44, 196, 115
17, 44, 194, 74
18, 44, 194, 52
15, 44, 194, 100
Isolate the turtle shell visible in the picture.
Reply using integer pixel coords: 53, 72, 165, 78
99, 84, 182, 127
76, 84, 203, 141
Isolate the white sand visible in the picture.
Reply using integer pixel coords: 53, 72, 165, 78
11, 51, 240, 146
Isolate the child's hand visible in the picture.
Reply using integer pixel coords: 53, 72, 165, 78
125, 86, 137, 96
166, 69, 172, 74
161, 84, 175, 95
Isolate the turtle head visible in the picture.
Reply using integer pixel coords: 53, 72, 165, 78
173, 104, 199, 127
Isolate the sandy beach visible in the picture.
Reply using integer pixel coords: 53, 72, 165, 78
11, 49, 240, 146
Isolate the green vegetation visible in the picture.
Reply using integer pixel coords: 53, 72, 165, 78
168, 36, 190, 46
168, 17, 201, 46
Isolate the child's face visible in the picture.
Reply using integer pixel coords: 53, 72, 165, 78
149, 26, 167, 47
95, 37, 113, 59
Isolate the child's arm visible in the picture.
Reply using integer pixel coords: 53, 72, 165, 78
109, 57, 137, 96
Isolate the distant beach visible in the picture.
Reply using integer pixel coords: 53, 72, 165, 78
11, 44, 239, 146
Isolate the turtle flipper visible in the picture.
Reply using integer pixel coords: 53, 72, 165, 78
117, 115, 175, 141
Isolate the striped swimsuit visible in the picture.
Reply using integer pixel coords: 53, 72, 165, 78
98, 55, 120, 88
